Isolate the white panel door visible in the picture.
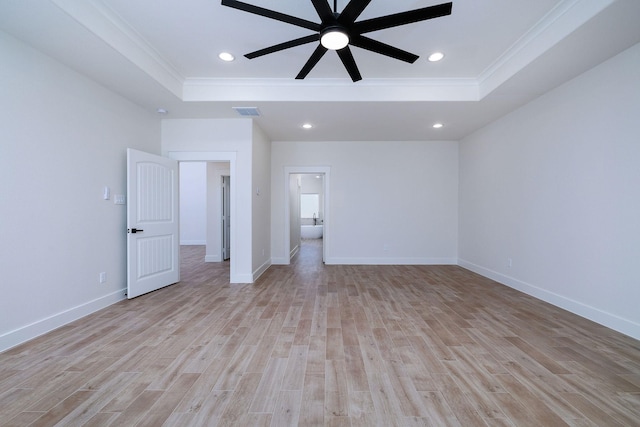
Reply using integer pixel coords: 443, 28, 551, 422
127, 148, 179, 299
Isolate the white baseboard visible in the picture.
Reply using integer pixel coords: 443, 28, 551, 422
253, 260, 271, 282
230, 273, 253, 284
325, 257, 458, 265
271, 257, 290, 265
0, 289, 127, 353
458, 259, 640, 341
205, 254, 222, 262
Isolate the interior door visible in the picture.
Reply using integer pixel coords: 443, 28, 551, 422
127, 148, 179, 299
222, 175, 231, 261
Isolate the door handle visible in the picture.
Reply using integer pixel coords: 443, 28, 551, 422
129, 228, 144, 233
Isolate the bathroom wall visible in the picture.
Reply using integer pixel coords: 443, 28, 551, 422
300, 174, 324, 225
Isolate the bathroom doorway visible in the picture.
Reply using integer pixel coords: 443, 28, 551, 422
284, 166, 330, 265
299, 175, 324, 239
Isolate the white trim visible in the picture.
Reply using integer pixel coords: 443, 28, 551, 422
458, 258, 640, 340
233, 273, 254, 283
477, 0, 614, 97
252, 259, 271, 282
183, 78, 479, 102
205, 254, 220, 263
326, 257, 458, 265
167, 151, 244, 283
271, 242, 300, 265
290, 243, 300, 260
0, 289, 126, 353
52, 0, 184, 97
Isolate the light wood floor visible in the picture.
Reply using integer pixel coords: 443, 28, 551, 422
1, 240, 639, 426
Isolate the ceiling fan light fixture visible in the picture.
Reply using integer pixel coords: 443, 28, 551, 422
320, 27, 349, 50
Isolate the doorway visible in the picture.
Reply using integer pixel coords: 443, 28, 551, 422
283, 166, 331, 265
169, 151, 241, 282
178, 161, 230, 265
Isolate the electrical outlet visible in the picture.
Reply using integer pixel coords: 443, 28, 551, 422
99, 272, 107, 283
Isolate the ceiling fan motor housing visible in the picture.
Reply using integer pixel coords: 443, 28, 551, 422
320, 25, 350, 50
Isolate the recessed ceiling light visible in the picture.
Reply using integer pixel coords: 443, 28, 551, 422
218, 52, 235, 62
302, 123, 313, 129
428, 52, 445, 62
433, 123, 444, 129
156, 108, 168, 115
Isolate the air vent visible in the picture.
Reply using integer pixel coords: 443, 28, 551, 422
232, 107, 261, 117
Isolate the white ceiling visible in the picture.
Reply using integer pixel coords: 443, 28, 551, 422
1, 0, 639, 141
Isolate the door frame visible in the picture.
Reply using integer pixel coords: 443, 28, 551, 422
284, 166, 331, 264
222, 175, 231, 261
169, 151, 239, 282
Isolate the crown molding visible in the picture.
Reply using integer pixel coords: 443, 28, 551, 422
49, 0, 614, 104
51, 0, 185, 98
477, 0, 614, 98
182, 77, 479, 102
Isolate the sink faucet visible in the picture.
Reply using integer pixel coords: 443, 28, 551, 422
313, 213, 316, 225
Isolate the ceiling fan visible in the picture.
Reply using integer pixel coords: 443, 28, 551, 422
221, 0, 453, 82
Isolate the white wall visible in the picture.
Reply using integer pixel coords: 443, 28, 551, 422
161, 118, 255, 283
0, 32, 160, 351
459, 42, 640, 339
179, 162, 207, 245
271, 141, 459, 265
251, 123, 272, 278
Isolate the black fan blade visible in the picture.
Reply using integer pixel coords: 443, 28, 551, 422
354, 2, 452, 34
246, 34, 319, 59
337, 46, 362, 82
296, 44, 328, 79
311, 0, 335, 22
338, 0, 372, 25
221, 0, 321, 32
350, 35, 418, 63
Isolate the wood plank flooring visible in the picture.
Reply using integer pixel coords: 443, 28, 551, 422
1, 240, 639, 426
